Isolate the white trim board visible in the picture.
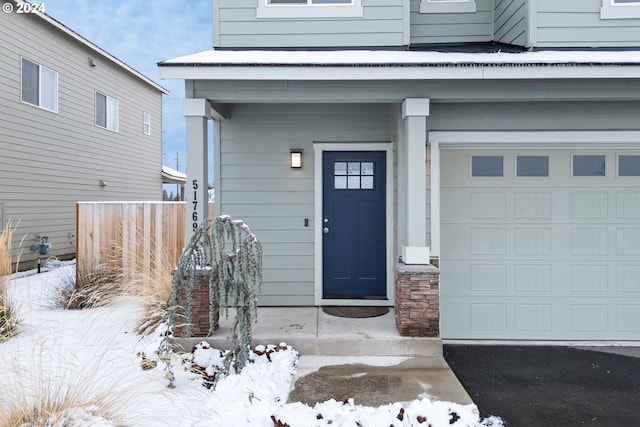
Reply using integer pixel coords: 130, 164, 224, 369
313, 142, 394, 307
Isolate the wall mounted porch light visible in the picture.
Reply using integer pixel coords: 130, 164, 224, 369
290, 149, 303, 168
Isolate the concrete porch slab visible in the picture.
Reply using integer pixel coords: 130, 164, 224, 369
175, 307, 472, 406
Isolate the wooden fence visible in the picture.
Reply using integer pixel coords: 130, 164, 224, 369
76, 202, 214, 280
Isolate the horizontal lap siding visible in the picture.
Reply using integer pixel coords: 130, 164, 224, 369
410, 0, 493, 45
215, 0, 405, 48
493, 0, 527, 47
218, 103, 391, 305
428, 101, 640, 131
0, 12, 163, 263
535, 0, 640, 48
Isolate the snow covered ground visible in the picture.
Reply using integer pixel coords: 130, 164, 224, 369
1, 262, 503, 426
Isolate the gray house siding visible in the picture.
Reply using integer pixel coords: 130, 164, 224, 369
493, 0, 527, 46
0, 10, 163, 265
533, 0, 640, 49
214, 0, 407, 49
216, 103, 391, 305
427, 101, 640, 132
410, 0, 493, 46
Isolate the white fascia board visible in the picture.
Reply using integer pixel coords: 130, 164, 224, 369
159, 64, 640, 81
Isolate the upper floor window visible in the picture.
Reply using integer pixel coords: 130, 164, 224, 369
420, 0, 477, 14
601, 0, 640, 19
95, 92, 119, 132
21, 57, 58, 113
258, 0, 362, 18
143, 112, 151, 135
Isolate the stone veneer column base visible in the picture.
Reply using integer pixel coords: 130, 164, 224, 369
172, 269, 219, 337
394, 262, 440, 337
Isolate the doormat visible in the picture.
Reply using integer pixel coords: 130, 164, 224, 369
322, 306, 389, 318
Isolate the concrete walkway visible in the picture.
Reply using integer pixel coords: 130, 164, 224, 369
179, 307, 473, 407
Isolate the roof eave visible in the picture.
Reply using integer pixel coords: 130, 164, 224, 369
18, 0, 169, 94
158, 63, 640, 81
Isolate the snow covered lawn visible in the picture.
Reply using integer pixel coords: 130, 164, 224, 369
1, 263, 503, 426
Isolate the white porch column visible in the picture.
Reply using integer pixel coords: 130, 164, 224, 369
401, 98, 430, 264
183, 98, 211, 243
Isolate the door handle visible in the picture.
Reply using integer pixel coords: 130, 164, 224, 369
323, 227, 330, 234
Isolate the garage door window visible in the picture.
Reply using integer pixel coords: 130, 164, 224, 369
573, 155, 605, 177
517, 155, 549, 177
618, 155, 640, 176
472, 156, 503, 177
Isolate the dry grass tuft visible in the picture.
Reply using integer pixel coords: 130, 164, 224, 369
64, 264, 126, 310
0, 339, 164, 426
1, 222, 20, 343
66, 240, 176, 335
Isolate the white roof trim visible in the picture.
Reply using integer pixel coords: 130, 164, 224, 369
162, 165, 187, 183
159, 50, 640, 81
14, 0, 169, 94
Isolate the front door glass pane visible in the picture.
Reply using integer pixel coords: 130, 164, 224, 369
334, 161, 375, 190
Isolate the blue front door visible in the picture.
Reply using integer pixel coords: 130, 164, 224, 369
322, 151, 387, 299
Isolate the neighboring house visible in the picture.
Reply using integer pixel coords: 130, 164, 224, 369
1, 0, 168, 268
159, 0, 640, 340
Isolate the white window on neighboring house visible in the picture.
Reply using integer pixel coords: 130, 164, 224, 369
420, 0, 477, 14
143, 112, 151, 135
21, 57, 58, 113
601, 0, 640, 19
95, 92, 119, 132
258, 0, 362, 18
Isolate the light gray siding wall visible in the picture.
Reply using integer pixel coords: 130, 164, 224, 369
217, 103, 391, 305
428, 101, 640, 131
214, 0, 406, 48
0, 11, 163, 264
493, 0, 527, 46
534, 0, 640, 48
410, 0, 493, 45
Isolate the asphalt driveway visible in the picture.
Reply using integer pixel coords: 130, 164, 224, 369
443, 345, 640, 426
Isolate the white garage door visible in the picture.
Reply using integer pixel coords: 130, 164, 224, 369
441, 149, 640, 340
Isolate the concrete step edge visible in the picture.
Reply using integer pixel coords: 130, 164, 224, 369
175, 336, 443, 357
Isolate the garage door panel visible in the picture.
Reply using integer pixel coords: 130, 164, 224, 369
616, 265, 640, 292
442, 297, 640, 339
514, 191, 551, 219
616, 191, 640, 218
470, 192, 507, 219
514, 228, 552, 255
616, 228, 640, 256
514, 264, 552, 292
570, 265, 609, 292
515, 304, 552, 332
441, 149, 640, 340
570, 228, 608, 256
571, 191, 608, 219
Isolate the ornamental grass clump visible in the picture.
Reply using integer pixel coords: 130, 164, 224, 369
167, 215, 263, 382
63, 238, 175, 336
0, 222, 20, 343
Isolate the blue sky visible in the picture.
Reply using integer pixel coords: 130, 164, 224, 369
44, 0, 213, 179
